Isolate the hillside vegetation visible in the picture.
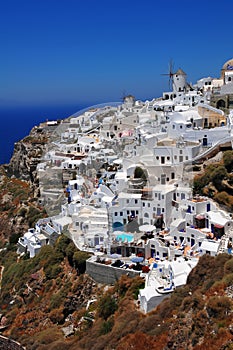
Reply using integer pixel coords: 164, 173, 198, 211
0, 235, 233, 349
193, 150, 233, 211
0, 166, 46, 246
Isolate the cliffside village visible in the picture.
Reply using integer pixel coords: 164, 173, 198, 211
17, 59, 233, 312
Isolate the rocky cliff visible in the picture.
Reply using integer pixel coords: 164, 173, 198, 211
6, 122, 58, 197
0, 122, 53, 244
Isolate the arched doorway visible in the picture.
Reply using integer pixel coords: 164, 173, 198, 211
112, 222, 124, 232
217, 99, 226, 109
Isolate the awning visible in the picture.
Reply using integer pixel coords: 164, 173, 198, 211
196, 215, 205, 220
214, 224, 224, 229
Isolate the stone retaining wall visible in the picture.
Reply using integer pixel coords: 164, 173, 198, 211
86, 259, 140, 284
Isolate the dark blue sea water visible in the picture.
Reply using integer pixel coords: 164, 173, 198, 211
0, 104, 90, 165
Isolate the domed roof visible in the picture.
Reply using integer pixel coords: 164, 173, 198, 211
222, 58, 233, 71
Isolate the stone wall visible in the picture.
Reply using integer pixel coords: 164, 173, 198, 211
86, 259, 140, 284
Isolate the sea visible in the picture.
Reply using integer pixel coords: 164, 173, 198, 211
0, 103, 93, 165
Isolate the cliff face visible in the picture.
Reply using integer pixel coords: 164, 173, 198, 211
0, 166, 46, 244
8, 137, 44, 182
6, 122, 56, 195
0, 123, 52, 244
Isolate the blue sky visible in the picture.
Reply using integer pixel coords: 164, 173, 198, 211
1, 0, 233, 107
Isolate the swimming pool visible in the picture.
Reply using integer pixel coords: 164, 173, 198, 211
116, 233, 134, 243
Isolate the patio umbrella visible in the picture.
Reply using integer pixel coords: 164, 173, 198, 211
139, 224, 156, 232
131, 256, 144, 263
94, 251, 104, 256
112, 231, 126, 236
163, 235, 173, 241
110, 253, 122, 259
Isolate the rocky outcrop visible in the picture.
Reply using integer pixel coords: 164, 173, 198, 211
6, 123, 56, 195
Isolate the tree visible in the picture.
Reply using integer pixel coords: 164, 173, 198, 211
65, 242, 77, 266
211, 165, 227, 189
223, 150, 233, 172
55, 234, 71, 256
73, 251, 91, 274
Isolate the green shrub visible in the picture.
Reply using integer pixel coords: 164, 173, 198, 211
206, 296, 232, 319
99, 317, 114, 335
44, 263, 61, 280
97, 293, 118, 320
50, 291, 65, 310
224, 257, 233, 274
73, 251, 91, 274
55, 234, 71, 255
223, 150, 233, 172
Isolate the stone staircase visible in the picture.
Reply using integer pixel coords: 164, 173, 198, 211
217, 228, 233, 254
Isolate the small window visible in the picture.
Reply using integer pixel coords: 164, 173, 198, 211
120, 212, 123, 216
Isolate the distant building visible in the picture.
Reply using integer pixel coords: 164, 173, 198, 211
210, 58, 233, 113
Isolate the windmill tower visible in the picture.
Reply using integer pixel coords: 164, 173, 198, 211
172, 68, 187, 93
161, 61, 187, 93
